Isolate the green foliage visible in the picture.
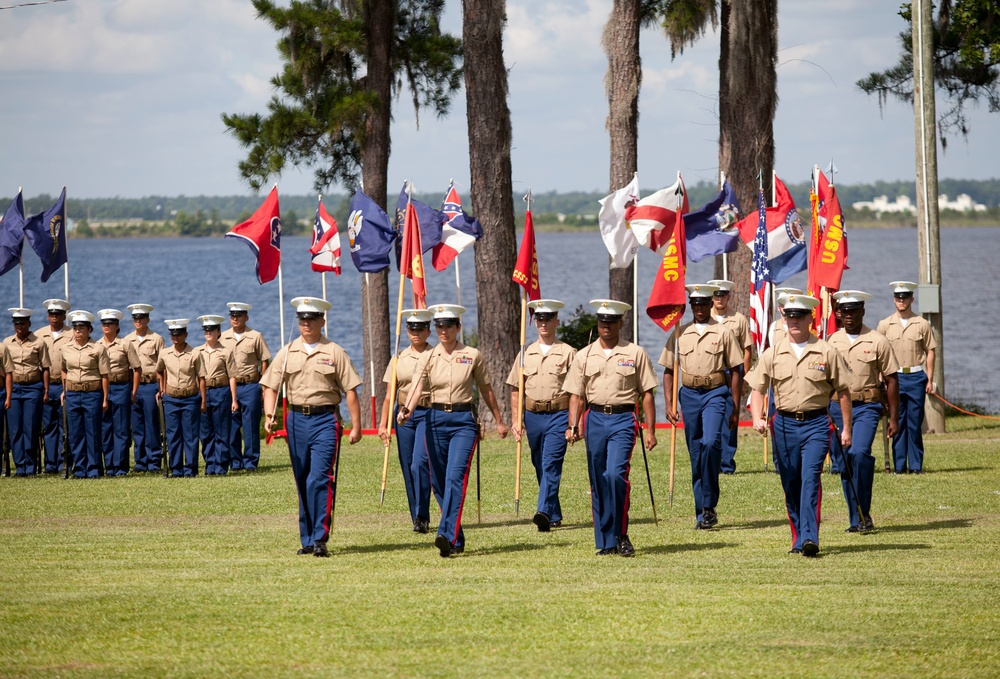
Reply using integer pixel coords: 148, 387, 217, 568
222, 0, 462, 193
556, 305, 597, 349
857, 0, 1000, 143
652, 0, 718, 58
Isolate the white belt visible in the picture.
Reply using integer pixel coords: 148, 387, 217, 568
898, 366, 924, 374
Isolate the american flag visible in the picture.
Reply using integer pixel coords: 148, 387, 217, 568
749, 187, 771, 355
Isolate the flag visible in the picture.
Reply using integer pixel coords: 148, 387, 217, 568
736, 175, 807, 285
813, 172, 848, 290
347, 188, 396, 273
394, 184, 443, 270
309, 198, 341, 274
512, 207, 540, 301
625, 175, 688, 255
598, 176, 640, 269
645, 184, 687, 333
806, 177, 823, 327
226, 187, 281, 284
433, 183, 482, 271
748, 188, 771, 355
684, 181, 742, 263
0, 191, 27, 277
23, 188, 68, 283
400, 198, 427, 309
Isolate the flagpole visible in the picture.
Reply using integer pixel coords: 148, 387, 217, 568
667, 322, 679, 508
17, 188, 23, 308
317, 194, 328, 338
632, 251, 638, 342
720, 171, 728, 280
64, 190, 70, 302
363, 272, 377, 430
515, 289, 527, 516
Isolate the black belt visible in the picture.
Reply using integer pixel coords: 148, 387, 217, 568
590, 403, 635, 415
777, 408, 828, 422
289, 403, 338, 416
431, 402, 474, 412
235, 377, 259, 385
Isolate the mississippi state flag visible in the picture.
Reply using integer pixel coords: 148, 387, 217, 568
736, 175, 806, 285
433, 183, 482, 271
226, 186, 281, 284
310, 198, 341, 274
625, 175, 688, 255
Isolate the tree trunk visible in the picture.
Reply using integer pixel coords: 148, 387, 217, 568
603, 0, 642, 342
716, 0, 778, 319
358, 0, 395, 429
464, 0, 518, 427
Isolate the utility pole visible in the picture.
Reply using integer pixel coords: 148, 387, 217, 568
912, 0, 946, 433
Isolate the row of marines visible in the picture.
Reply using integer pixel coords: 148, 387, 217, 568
1, 301, 270, 478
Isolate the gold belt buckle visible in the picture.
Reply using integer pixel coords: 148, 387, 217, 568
795, 411, 806, 421
443, 403, 453, 413
601, 405, 613, 415
902, 367, 911, 374
301, 404, 313, 416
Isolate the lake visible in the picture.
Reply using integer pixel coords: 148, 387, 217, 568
3, 226, 997, 414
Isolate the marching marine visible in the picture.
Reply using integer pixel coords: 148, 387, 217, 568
220, 302, 271, 472
707, 279, 752, 474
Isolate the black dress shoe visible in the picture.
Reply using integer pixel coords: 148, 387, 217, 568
617, 535, 635, 557
702, 508, 718, 527
297, 546, 314, 555
313, 541, 329, 557
845, 525, 860, 533
413, 518, 430, 534
450, 545, 464, 555
435, 534, 452, 558
550, 521, 562, 528
860, 516, 875, 533
788, 548, 802, 554
597, 547, 618, 556
801, 540, 819, 557
533, 512, 551, 532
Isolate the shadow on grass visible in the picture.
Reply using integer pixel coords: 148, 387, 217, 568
818, 542, 932, 557
916, 466, 990, 474
337, 541, 426, 555
878, 518, 973, 533
723, 519, 789, 530
462, 543, 552, 558
641, 541, 733, 555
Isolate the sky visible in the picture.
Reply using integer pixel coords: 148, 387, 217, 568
1, 0, 997, 200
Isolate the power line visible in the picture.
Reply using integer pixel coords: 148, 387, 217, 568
0, 0, 67, 9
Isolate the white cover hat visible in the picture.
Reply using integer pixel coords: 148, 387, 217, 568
8, 308, 33, 318
431, 304, 467, 322
686, 283, 721, 299
164, 319, 191, 331
890, 281, 918, 294
198, 315, 226, 328
226, 302, 252, 312
832, 290, 872, 306
706, 279, 735, 292
68, 310, 95, 325
590, 299, 631, 318
98, 309, 124, 322
402, 308, 434, 324
43, 298, 71, 313
527, 299, 565, 315
781, 294, 821, 315
127, 303, 154, 316
290, 297, 332, 315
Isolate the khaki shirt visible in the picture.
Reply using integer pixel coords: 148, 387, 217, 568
156, 345, 202, 391
3, 333, 51, 379
0, 344, 13, 376
198, 344, 238, 382
412, 342, 491, 404
260, 337, 362, 407
36, 326, 71, 382
382, 345, 433, 406
563, 340, 658, 405
101, 337, 141, 377
746, 336, 850, 412
712, 309, 752, 351
876, 313, 936, 369
124, 330, 165, 377
505, 340, 576, 402
61, 341, 111, 382
827, 326, 899, 395
220, 328, 272, 380
767, 320, 787, 348
657, 320, 743, 377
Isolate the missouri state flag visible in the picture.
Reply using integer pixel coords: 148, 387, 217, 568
23, 187, 68, 283
433, 182, 482, 271
735, 175, 806, 285
310, 198, 341, 274
226, 186, 281, 284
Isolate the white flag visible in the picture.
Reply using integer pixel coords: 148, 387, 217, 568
625, 175, 687, 256
598, 176, 640, 269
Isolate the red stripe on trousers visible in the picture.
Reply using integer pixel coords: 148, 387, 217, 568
320, 420, 343, 542
451, 434, 478, 546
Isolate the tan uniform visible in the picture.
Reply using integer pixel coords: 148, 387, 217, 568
746, 336, 850, 412
383, 345, 432, 408
4, 333, 50, 382
0, 344, 13, 376
767, 319, 787, 349
35, 327, 71, 384
102, 337, 141, 383
198, 344, 238, 388
563, 340, 657, 405
61, 341, 111, 389
657, 320, 743, 388
876, 313, 936, 371
412, 342, 490, 404
827, 326, 899, 401
713, 309, 752, 353
505, 340, 576, 411
260, 337, 362, 406
124, 331, 165, 383
156, 345, 202, 397
220, 328, 271, 383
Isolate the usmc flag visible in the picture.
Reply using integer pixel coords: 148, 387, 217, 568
226, 186, 281, 284
400, 200, 427, 309
512, 207, 540, 301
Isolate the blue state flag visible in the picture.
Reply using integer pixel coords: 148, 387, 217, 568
684, 181, 742, 263
0, 191, 27, 277
347, 188, 397, 273
394, 185, 444, 270
24, 187, 68, 283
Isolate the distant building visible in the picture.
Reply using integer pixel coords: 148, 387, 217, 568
852, 193, 987, 214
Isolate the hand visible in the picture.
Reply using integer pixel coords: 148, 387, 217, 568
231, 402, 239, 413
510, 423, 522, 442
644, 429, 657, 450
887, 418, 899, 438
264, 413, 277, 433
753, 417, 769, 435
396, 407, 410, 425
565, 427, 576, 445
43, 390, 49, 403
664, 402, 679, 425
200, 400, 207, 413
496, 422, 509, 439
378, 426, 390, 445
728, 410, 739, 431
348, 427, 362, 444
840, 429, 852, 448
130, 392, 137, 404
60, 393, 65, 406
3, 398, 9, 410
102, 399, 109, 412
926, 380, 935, 394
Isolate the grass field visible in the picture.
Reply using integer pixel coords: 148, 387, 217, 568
2, 416, 999, 677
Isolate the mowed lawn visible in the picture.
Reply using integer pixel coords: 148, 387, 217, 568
1, 416, 999, 677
